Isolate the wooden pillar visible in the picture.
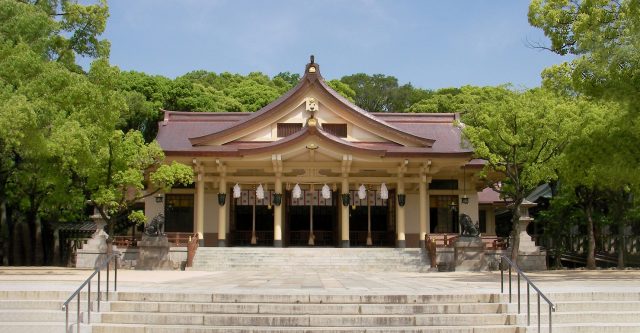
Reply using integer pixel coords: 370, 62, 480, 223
273, 176, 283, 247
419, 176, 428, 249
217, 174, 227, 247
195, 173, 205, 246
396, 177, 406, 248
340, 177, 350, 247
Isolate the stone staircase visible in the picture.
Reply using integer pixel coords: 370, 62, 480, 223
520, 291, 640, 333
2, 287, 640, 332
90, 291, 519, 333
190, 247, 432, 272
0, 290, 87, 333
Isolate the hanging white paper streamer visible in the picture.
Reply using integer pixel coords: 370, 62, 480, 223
233, 183, 241, 198
321, 184, 331, 199
292, 183, 302, 199
358, 184, 367, 200
380, 183, 388, 200
256, 184, 265, 200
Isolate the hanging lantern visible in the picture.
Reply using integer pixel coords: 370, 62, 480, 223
380, 183, 388, 200
233, 183, 241, 198
292, 183, 302, 199
256, 184, 265, 200
321, 184, 331, 199
358, 184, 367, 200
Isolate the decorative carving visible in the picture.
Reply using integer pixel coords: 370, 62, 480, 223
459, 213, 480, 237
218, 193, 226, 206
273, 193, 282, 206
144, 214, 165, 237
397, 194, 406, 207
341, 193, 351, 207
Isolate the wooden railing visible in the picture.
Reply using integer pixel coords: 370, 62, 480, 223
427, 233, 508, 250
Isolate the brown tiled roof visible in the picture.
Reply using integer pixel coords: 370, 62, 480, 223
155, 61, 474, 158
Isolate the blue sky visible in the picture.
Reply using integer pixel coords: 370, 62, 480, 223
101, 0, 569, 90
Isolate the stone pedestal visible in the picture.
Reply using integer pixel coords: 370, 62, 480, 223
512, 200, 547, 271
76, 219, 110, 268
136, 235, 173, 270
454, 237, 486, 271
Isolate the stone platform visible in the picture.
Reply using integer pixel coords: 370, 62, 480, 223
1, 268, 640, 332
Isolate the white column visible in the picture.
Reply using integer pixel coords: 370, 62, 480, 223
273, 176, 283, 247
341, 177, 350, 247
396, 177, 406, 248
217, 175, 227, 247
419, 176, 428, 248
195, 174, 205, 246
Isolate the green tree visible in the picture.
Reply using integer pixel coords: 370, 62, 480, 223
529, 0, 639, 107
327, 79, 356, 103
460, 86, 581, 261
340, 73, 400, 112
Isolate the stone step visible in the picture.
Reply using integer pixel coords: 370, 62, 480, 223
114, 292, 503, 304
0, 299, 107, 311
554, 301, 640, 312
98, 312, 514, 326
524, 323, 640, 333
91, 323, 520, 333
517, 311, 640, 324
0, 322, 71, 333
546, 292, 640, 302
0, 309, 73, 322
109, 301, 511, 315
191, 248, 431, 272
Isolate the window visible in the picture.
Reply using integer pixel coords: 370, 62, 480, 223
277, 123, 302, 137
323, 123, 347, 138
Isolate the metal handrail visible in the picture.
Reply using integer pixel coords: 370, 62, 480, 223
500, 255, 555, 333
62, 252, 119, 333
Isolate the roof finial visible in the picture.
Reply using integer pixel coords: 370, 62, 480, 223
310, 55, 315, 64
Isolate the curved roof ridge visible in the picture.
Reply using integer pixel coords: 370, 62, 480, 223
188, 58, 434, 147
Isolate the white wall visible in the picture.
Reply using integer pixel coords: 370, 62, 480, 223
404, 193, 420, 234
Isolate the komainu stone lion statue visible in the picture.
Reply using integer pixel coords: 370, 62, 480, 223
144, 214, 165, 237
459, 213, 480, 237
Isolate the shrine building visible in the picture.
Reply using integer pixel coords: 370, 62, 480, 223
145, 58, 500, 248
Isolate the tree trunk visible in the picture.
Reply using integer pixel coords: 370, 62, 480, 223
585, 203, 596, 269
617, 218, 625, 269
52, 227, 60, 266
0, 200, 7, 266
509, 203, 521, 262
34, 215, 43, 266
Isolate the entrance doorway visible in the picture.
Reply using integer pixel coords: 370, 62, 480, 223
230, 190, 274, 246
430, 195, 460, 233
285, 189, 338, 247
348, 189, 396, 247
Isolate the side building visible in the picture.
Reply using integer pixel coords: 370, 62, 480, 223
146, 59, 500, 248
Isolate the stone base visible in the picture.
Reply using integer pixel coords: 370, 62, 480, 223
136, 236, 173, 270
396, 240, 406, 248
273, 239, 283, 248
217, 239, 226, 247
340, 240, 350, 248
454, 237, 487, 271
76, 230, 109, 268
516, 251, 547, 271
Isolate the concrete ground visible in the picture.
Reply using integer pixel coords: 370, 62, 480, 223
1, 267, 639, 296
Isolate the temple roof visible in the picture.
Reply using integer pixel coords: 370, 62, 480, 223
156, 58, 473, 158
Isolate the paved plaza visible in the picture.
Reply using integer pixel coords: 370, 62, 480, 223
1, 267, 639, 296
